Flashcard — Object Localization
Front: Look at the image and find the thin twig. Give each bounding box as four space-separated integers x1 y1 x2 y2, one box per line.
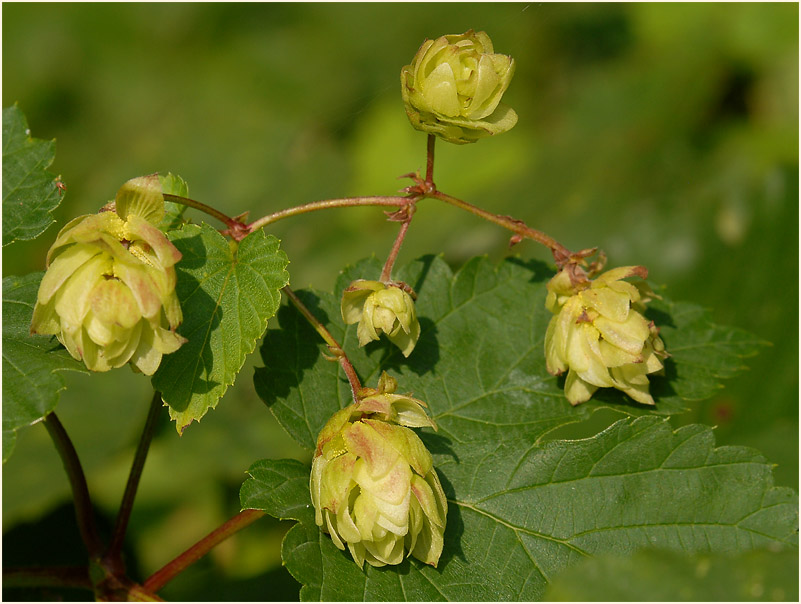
430 190 572 261
380 210 415 282
162 193 239 229
142 509 265 594
246 196 410 233
282 285 363 399
106 391 164 565
43 413 104 559
425 134 436 186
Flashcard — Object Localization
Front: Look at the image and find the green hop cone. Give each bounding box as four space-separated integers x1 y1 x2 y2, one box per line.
401 29 518 144
341 280 420 357
544 266 668 406
30 174 186 375
310 372 447 569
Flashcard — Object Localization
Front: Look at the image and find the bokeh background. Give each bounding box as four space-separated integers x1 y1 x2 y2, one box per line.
3 3 798 600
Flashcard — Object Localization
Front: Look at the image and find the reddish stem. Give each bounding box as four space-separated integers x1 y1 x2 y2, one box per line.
429 190 572 262
143 509 265 594
106 391 163 568
380 211 415 283
425 134 436 186
247 196 410 233
43 413 104 559
282 286 363 399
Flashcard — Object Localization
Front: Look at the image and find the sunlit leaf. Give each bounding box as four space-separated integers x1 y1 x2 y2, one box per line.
153 223 289 433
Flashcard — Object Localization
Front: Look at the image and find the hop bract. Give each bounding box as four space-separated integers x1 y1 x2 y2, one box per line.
310 373 447 569
341 280 420 357
544 266 667 406
401 30 518 144
30 175 186 375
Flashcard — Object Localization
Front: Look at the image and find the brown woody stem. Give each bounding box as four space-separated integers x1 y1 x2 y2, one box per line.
142 509 265 594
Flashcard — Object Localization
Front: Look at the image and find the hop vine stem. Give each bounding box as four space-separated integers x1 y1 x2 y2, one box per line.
106 391 164 569
42 413 104 559
282 285 364 400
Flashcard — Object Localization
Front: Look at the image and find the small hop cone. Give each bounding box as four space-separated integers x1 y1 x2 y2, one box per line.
544 266 668 406
401 30 518 144
30 174 186 375
341 280 420 357
310 373 447 569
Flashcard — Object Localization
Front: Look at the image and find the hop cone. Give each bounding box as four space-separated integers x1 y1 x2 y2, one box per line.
310 373 447 569
544 266 667 405
401 30 517 144
341 280 420 357
30 175 185 374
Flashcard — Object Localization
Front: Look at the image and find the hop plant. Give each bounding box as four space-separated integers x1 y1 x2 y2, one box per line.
30 174 186 375
310 373 447 569
401 29 518 144
341 280 420 357
544 266 667 406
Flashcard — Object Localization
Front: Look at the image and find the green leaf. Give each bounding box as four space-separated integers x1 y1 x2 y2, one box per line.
248 256 793 600
244 417 796 601
152 223 289 433
256 255 765 451
158 172 190 231
2 105 62 246
240 458 315 525
545 548 799 601
2 273 88 462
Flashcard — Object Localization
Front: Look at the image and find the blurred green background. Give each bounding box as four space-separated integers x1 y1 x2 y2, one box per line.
3 3 798 601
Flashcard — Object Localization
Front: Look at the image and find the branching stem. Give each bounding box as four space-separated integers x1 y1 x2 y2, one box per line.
106 391 163 567
142 509 265 594
43 413 104 559
283 285 363 399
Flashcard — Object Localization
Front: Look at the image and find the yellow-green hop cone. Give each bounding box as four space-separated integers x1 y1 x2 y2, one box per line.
401 30 518 144
544 266 668 406
30 175 186 375
310 373 447 569
341 280 420 357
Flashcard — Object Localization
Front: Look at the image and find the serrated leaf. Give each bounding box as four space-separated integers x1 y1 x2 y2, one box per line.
152 223 289 433
256 255 765 451
249 255 790 600
2 273 88 462
2 105 63 246
158 172 190 231
544 548 798 601
240 458 315 525
244 417 797 601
